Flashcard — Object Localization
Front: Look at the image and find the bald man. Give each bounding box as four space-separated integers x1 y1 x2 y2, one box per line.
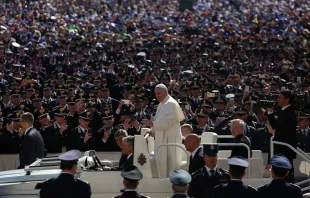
184 134 204 174
142 84 185 178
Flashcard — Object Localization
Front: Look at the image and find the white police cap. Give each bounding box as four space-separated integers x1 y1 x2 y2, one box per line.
58 150 81 161
228 156 249 168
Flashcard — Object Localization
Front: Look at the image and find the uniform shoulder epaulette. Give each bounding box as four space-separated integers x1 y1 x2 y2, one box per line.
289 183 302 190
191 168 203 178
219 168 229 174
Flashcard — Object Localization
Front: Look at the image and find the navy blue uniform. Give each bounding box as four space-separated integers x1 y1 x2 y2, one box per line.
213 180 258 198
113 190 149 198
39 173 91 198
188 167 229 198
258 179 302 198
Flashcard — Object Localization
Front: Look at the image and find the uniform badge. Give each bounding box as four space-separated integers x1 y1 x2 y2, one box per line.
210 145 214 150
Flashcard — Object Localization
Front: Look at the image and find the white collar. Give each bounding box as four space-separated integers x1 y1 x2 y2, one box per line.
124 189 136 192
127 153 133 159
205 165 217 173
160 95 170 104
24 126 33 135
79 125 87 133
191 147 200 158
281 104 290 111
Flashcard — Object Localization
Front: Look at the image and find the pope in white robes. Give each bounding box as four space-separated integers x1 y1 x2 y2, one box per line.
142 84 185 178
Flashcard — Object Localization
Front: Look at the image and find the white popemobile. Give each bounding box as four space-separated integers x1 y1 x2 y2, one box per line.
0 131 309 198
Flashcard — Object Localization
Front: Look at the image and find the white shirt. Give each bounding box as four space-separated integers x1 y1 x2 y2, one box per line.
282 104 291 111
205 166 217 176
79 125 87 133
24 126 33 136
191 147 200 158
127 153 133 160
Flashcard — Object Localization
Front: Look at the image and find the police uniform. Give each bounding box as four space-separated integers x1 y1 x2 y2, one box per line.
0 111 22 154
258 155 302 198
169 169 192 198
213 157 258 198
188 144 229 198
40 107 67 153
37 150 91 198
113 165 149 198
296 112 310 152
66 110 95 151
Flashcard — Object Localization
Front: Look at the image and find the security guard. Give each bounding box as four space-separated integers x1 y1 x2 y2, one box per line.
113 165 149 198
188 144 229 198
37 150 91 198
169 169 192 198
213 156 258 198
258 154 302 198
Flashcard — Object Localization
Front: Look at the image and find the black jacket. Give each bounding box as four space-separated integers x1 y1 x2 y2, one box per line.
188 167 230 198
213 180 258 198
267 105 297 159
258 179 302 198
113 190 149 198
0 128 21 154
188 147 205 174
66 126 95 151
19 127 45 168
39 173 91 198
230 133 252 159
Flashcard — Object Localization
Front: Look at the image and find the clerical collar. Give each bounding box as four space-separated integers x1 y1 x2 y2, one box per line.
160 95 170 104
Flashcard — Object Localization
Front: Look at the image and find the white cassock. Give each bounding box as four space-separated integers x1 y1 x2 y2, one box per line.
152 95 185 178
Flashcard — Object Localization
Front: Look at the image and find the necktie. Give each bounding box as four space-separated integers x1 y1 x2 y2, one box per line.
210 170 215 177
304 130 307 136
190 155 193 161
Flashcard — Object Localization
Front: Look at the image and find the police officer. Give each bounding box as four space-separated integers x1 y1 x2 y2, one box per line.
113 165 149 198
188 144 229 198
37 150 91 198
169 169 192 198
258 154 302 198
296 111 310 152
213 156 258 198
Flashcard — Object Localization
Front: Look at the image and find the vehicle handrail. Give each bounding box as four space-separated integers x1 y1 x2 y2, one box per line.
155 143 251 178
271 140 310 164
155 144 190 178
296 147 310 161
295 178 310 186
212 143 251 178
217 135 234 139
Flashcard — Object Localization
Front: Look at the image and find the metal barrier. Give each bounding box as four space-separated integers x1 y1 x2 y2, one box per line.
155 142 251 178
155 143 190 178
270 136 310 191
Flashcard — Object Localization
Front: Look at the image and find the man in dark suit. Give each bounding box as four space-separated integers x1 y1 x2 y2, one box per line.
213 156 258 198
37 150 91 198
258 155 302 198
169 169 191 198
267 90 297 182
113 165 149 198
188 144 230 198
113 135 134 170
184 134 204 174
230 119 252 159
18 112 45 169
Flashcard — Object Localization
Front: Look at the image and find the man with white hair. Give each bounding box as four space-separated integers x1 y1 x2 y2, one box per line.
142 84 185 178
230 119 252 159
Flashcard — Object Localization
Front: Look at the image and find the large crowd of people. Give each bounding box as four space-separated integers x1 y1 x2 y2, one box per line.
0 0 309 191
